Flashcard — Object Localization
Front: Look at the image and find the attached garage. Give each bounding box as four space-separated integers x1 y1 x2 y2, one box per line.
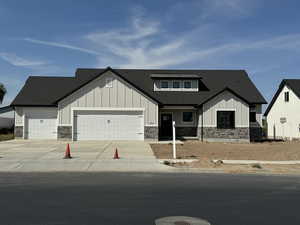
73 109 144 141
24 108 57 140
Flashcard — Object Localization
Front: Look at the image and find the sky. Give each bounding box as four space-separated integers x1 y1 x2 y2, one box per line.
0 0 300 112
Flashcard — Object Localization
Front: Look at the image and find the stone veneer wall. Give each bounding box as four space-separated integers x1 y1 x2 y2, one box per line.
57 126 72 140
14 126 23 138
176 127 197 137
201 127 250 142
250 127 263 142
144 126 158 140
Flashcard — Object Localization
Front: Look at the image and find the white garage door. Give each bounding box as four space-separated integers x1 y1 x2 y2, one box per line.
74 110 144 141
26 109 57 139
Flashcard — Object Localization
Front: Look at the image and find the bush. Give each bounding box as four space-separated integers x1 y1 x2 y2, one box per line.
252 163 262 169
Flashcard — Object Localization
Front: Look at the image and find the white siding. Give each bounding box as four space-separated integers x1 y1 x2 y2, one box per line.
203 90 249 127
15 107 23 126
267 85 300 139
58 71 158 126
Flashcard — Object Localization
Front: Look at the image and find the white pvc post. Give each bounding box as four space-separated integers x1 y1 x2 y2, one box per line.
172 121 176 159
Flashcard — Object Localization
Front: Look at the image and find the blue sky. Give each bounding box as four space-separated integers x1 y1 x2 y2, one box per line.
0 0 300 111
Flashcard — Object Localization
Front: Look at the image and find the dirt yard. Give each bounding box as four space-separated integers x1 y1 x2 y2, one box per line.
151 141 300 161
151 141 300 174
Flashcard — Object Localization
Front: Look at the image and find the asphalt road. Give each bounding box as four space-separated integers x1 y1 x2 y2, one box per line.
0 172 299 225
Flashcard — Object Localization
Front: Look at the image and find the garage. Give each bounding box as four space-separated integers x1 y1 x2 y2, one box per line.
25 108 57 139
73 110 144 141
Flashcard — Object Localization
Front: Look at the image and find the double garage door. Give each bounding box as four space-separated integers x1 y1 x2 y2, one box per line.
74 110 144 141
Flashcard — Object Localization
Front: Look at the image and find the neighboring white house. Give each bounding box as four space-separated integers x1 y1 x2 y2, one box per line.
264 79 300 140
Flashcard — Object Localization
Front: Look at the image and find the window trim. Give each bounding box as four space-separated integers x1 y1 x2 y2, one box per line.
181 111 195 124
216 109 236 129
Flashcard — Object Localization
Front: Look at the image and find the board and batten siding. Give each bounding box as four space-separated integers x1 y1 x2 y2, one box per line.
203 90 249 127
267 85 300 139
58 71 158 126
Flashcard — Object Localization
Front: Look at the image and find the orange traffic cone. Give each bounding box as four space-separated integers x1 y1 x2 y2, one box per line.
64 143 72 159
113 148 120 159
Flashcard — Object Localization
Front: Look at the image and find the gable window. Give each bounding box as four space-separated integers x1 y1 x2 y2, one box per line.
184 81 192 89
105 78 113 88
217 111 235 129
161 81 169 89
182 112 194 122
284 91 289 102
173 81 180 89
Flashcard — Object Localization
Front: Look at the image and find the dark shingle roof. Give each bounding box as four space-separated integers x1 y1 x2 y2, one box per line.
264 79 300 116
11 67 267 107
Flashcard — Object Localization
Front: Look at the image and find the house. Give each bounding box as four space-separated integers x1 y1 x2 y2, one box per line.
0 106 14 129
11 67 266 142
264 79 300 140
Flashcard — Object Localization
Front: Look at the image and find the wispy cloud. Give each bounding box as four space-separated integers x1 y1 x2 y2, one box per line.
0 52 47 67
23 38 101 56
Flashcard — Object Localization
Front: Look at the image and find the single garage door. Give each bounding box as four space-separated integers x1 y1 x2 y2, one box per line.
25 109 57 139
74 110 144 141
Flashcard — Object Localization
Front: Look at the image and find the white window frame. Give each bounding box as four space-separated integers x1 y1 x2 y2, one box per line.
105 78 113 88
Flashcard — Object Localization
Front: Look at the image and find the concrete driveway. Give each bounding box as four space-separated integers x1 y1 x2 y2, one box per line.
0 140 171 172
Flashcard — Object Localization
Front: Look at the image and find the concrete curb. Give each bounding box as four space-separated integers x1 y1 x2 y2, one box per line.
212 159 300 165
159 159 198 163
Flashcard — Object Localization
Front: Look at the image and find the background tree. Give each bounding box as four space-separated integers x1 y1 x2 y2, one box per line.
0 83 7 104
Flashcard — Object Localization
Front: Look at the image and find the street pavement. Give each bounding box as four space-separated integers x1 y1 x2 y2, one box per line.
0 172 299 225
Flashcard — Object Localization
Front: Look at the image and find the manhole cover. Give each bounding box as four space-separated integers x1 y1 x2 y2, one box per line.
174 221 191 225
155 216 211 225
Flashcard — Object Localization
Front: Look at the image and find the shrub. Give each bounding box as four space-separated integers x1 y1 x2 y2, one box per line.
252 163 262 169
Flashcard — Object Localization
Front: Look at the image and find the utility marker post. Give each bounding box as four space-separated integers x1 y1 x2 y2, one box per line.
172 121 176 159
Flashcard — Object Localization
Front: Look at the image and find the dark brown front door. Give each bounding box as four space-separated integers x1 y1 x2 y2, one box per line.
160 113 173 138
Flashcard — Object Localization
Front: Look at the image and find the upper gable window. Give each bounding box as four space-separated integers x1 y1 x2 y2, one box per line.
284 91 289 102
155 80 198 92
161 81 169 89
184 81 192 89
172 81 180 89
106 78 113 88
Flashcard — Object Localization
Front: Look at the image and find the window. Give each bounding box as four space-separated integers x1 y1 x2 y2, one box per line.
217 111 235 129
105 78 113 88
173 81 180 89
161 81 169 89
184 81 192 89
284 91 289 102
182 112 193 122
250 112 256 122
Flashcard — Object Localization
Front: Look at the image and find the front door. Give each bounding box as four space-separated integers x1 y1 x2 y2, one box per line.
160 113 173 138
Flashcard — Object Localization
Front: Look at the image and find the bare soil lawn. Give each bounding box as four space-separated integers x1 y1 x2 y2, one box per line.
151 141 300 174
151 141 300 161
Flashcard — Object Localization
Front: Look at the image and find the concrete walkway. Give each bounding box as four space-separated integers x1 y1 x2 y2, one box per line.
0 140 172 172
212 159 300 165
